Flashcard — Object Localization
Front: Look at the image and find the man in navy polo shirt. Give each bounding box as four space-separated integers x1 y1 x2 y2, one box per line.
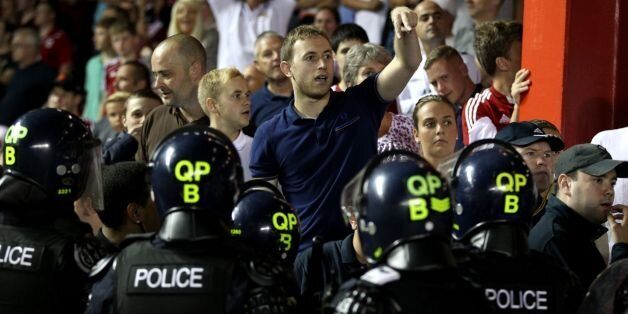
250 31 293 132
250 7 421 251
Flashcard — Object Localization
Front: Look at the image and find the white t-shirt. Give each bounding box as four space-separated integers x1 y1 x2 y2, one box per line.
397 50 481 116
233 130 253 181
591 127 628 259
208 0 296 72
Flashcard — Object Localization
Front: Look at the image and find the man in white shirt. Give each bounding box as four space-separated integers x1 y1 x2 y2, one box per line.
398 1 480 116
208 0 296 72
592 127 628 262
198 67 253 180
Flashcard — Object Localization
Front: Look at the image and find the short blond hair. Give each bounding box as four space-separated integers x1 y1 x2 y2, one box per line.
197 67 243 115
105 91 131 106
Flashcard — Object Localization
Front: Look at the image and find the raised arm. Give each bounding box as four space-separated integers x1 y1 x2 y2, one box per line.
376 6 421 102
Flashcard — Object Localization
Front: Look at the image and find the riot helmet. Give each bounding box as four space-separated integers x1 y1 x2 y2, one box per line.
1 108 103 211
341 150 453 264
442 139 537 241
150 125 243 224
231 179 300 262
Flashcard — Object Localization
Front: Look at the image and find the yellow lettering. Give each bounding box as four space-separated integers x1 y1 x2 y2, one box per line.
407 175 428 196
504 195 519 213
427 174 441 195
183 184 199 203
174 160 211 182
431 197 451 212
4 146 15 165
4 125 28 144
409 198 428 221
279 233 292 251
496 172 514 192
175 160 194 182
515 173 527 191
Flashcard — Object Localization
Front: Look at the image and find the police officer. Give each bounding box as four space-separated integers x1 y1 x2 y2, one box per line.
446 139 583 313
87 125 296 314
231 179 300 309
0 108 105 313
325 150 491 314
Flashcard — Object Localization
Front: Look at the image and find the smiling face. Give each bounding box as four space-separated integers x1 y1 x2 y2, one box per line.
215 75 251 130
282 36 334 100
151 44 196 107
415 101 457 162
176 2 197 35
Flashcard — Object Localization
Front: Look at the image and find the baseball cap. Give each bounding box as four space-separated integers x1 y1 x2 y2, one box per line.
555 144 628 178
495 121 564 151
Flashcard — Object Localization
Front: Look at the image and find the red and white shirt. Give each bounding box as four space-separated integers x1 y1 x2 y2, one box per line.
462 85 515 145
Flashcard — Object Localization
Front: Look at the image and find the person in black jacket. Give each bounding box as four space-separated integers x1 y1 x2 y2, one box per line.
529 143 628 289
87 125 296 314
0 108 105 314
446 139 583 313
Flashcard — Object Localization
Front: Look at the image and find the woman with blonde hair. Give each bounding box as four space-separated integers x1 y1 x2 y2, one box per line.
167 0 218 70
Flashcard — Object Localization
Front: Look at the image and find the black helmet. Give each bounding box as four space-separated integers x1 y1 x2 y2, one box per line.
2 108 103 210
444 139 537 241
231 180 300 262
150 125 243 223
341 150 453 264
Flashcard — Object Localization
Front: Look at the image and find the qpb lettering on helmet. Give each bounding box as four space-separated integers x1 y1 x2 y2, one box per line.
272 212 297 251
174 160 211 203
495 172 527 214
406 174 449 221
3 125 28 165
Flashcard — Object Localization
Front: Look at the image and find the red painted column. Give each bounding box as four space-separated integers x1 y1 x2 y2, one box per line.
519 0 628 147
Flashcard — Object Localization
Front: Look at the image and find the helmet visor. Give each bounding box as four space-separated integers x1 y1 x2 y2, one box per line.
340 168 365 226
76 144 104 212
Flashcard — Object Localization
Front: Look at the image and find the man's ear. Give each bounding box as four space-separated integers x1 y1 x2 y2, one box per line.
280 60 292 78
413 127 420 144
126 203 141 224
495 56 510 72
188 60 202 80
205 97 219 115
557 173 572 197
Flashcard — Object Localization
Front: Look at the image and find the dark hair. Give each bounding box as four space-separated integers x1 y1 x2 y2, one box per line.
96 16 118 30
474 20 522 76
316 6 341 25
529 119 560 134
121 60 151 85
331 23 369 52
129 89 162 103
424 45 464 71
109 18 136 36
99 161 150 229
412 94 457 128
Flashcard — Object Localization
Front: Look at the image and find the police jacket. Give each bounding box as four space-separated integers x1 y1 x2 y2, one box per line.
455 246 583 313
0 207 98 314
324 241 492 314
87 234 296 314
529 196 628 289
294 233 366 300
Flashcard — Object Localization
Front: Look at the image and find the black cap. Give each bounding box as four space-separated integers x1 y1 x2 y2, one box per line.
53 78 85 95
495 121 564 151
555 144 628 178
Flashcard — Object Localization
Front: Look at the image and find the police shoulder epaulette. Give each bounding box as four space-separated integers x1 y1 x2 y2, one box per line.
118 232 155 249
89 254 116 281
360 265 400 286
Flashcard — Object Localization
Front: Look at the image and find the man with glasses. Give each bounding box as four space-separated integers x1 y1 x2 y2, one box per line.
496 121 565 225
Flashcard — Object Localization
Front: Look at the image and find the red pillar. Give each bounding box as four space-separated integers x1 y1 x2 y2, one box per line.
519 0 628 147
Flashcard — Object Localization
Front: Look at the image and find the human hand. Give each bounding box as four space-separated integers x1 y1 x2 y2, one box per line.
391 6 418 39
608 204 628 244
511 68 531 105
128 124 143 142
